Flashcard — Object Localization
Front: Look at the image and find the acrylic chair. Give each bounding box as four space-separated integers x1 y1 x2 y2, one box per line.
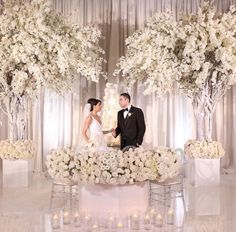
149 148 186 213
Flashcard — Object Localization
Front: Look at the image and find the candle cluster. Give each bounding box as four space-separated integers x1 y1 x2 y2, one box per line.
50 208 175 231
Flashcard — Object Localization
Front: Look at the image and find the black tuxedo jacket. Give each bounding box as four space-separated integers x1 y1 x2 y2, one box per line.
115 106 146 149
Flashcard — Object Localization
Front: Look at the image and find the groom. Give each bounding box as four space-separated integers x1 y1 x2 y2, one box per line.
112 93 146 150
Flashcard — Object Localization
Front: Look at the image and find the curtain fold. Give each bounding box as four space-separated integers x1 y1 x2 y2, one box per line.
0 0 236 171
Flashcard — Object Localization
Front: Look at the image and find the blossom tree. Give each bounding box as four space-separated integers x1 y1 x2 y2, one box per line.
114 12 179 96
0 0 105 140
176 3 236 139
115 2 236 141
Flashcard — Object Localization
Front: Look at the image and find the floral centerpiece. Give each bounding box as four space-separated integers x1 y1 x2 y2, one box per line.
46 147 180 184
152 146 181 181
184 139 225 159
0 140 36 160
45 147 80 184
0 0 105 141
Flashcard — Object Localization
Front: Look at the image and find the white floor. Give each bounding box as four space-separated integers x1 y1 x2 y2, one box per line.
0 174 236 232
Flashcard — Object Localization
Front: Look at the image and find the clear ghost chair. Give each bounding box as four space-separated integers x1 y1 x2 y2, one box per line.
50 180 80 211
149 148 186 213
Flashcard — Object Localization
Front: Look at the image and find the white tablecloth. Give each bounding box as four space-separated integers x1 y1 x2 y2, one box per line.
79 181 149 216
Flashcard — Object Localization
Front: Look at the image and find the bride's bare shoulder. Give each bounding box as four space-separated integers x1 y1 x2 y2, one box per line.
85 115 93 123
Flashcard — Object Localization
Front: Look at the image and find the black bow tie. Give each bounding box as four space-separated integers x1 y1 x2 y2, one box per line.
124 108 128 111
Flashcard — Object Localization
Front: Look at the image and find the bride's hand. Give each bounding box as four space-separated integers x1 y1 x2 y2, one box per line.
111 128 116 137
109 128 115 133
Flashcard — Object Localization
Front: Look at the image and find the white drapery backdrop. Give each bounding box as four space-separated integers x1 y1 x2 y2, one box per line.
0 0 236 172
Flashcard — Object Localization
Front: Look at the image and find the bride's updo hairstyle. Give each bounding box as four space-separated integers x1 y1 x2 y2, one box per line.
87 98 102 111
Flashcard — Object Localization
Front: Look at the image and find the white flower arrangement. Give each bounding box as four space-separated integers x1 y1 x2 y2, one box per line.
76 147 155 185
115 2 236 102
0 0 105 103
177 4 236 99
46 146 181 185
0 140 36 160
152 146 181 182
114 12 179 96
114 2 236 141
78 146 180 184
184 139 225 159
46 147 80 183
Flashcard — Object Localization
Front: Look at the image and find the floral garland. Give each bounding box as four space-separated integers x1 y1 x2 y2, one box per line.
0 140 36 160
184 139 225 159
46 147 180 184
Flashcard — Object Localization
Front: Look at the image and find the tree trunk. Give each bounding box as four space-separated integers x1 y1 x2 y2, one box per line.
7 96 27 141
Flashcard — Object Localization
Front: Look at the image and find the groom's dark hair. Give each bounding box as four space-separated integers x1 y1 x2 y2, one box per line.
120 93 131 102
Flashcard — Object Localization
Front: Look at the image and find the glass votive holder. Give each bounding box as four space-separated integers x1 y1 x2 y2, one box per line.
143 213 152 230
63 210 70 225
166 208 174 225
116 219 125 231
91 222 99 231
83 214 92 228
149 208 156 225
73 211 81 227
51 213 60 229
107 215 116 230
155 213 163 227
130 213 140 230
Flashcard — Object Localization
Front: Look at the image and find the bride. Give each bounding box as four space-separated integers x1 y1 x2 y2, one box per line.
82 98 113 152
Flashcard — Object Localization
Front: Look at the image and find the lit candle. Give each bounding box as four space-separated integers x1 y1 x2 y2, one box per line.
51 214 60 229
156 213 163 227
150 208 156 224
143 214 151 230
167 208 174 225
130 213 140 230
92 223 99 230
84 214 91 227
108 215 115 229
117 221 124 230
73 212 80 227
63 211 70 225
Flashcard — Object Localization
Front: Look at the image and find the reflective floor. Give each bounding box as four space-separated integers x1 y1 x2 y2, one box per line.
0 174 236 232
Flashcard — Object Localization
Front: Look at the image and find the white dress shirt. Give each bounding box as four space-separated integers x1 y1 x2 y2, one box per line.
123 105 131 119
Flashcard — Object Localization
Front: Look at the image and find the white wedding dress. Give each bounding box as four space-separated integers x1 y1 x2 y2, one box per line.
88 115 107 152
